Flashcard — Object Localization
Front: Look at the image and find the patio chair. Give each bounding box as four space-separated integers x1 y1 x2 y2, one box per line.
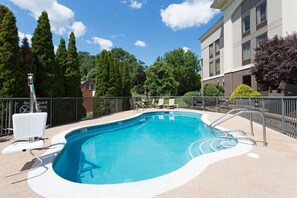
165 99 178 109
155 98 164 108
2 112 48 177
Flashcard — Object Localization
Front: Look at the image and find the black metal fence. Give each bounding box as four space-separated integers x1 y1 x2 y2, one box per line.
0 96 296 139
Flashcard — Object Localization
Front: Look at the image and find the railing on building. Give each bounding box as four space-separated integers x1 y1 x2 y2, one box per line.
0 96 296 139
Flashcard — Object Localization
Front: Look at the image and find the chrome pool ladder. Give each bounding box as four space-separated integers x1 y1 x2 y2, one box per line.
209 108 267 146
134 101 147 113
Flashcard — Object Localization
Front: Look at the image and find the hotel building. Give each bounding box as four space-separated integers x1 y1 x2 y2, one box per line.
199 0 297 96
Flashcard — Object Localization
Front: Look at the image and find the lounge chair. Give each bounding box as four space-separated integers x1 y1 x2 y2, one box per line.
2 112 48 177
155 98 164 108
165 99 178 109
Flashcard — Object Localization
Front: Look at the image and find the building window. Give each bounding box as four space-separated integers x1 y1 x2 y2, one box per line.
209 44 213 58
86 84 94 90
242 41 251 65
243 75 251 87
242 12 250 37
215 59 220 75
256 32 268 47
209 61 214 77
256 0 267 29
215 39 220 55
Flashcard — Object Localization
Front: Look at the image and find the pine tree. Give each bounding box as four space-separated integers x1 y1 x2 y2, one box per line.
55 38 67 96
20 37 35 97
0 6 21 97
65 32 82 97
31 11 57 97
107 57 122 96
122 62 131 97
95 50 109 96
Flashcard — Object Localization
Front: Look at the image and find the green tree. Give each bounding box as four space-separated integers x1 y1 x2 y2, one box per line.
107 57 122 96
0 6 21 97
164 48 201 95
203 83 224 97
110 48 146 94
145 60 179 96
55 38 68 96
65 32 82 97
78 51 96 81
20 37 35 97
121 62 131 97
31 11 57 97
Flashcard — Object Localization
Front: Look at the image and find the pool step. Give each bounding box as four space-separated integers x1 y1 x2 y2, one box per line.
188 138 237 159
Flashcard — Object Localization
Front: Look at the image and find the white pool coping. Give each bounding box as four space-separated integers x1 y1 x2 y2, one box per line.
28 111 253 198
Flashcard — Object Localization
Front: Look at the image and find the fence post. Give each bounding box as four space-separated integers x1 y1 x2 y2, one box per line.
216 97 219 112
50 99 53 126
75 98 78 121
8 99 13 132
281 98 285 134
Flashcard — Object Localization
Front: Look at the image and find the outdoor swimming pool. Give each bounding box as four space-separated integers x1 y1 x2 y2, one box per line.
53 111 237 184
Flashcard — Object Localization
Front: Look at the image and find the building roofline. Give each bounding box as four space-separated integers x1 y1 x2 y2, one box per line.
199 16 224 42
211 0 233 10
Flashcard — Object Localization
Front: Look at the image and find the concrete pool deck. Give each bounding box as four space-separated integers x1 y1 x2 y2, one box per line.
1 109 297 197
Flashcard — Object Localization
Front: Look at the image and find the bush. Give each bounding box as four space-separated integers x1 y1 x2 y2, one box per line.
230 84 261 98
203 83 224 97
183 91 200 105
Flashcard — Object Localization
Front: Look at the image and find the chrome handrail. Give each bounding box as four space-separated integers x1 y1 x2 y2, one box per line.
134 101 147 113
210 109 267 146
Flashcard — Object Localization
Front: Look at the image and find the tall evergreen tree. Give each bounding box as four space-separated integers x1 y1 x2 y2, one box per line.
121 62 131 97
65 32 82 97
20 37 35 96
55 38 67 96
0 6 21 97
107 57 122 96
31 11 57 97
95 50 109 96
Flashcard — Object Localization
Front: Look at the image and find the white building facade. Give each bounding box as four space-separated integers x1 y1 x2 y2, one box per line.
200 0 297 96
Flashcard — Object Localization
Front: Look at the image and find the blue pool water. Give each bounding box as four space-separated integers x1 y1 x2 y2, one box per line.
53 111 237 184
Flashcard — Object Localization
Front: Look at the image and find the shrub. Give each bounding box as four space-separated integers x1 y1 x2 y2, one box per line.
203 83 224 97
230 84 261 98
183 91 200 105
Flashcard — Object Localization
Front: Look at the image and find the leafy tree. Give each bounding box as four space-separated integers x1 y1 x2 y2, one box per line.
95 50 109 96
31 11 57 97
55 38 67 96
0 6 21 97
20 37 35 97
78 51 96 81
164 48 201 95
145 60 179 96
65 32 82 97
252 34 297 90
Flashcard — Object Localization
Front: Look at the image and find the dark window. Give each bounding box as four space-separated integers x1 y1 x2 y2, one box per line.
256 32 268 47
209 44 213 58
256 0 267 29
243 75 251 87
86 84 94 90
209 62 214 77
242 12 250 37
215 39 220 55
215 59 220 75
242 41 251 65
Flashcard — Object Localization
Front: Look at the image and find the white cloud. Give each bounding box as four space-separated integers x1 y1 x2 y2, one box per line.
71 21 87 38
160 0 220 30
91 37 113 51
182 47 191 52
122 0 143 9
18 31 32 44
135 40 146 47
10 0 87 37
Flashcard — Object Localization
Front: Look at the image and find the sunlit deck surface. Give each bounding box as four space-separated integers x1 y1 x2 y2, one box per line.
1 109 297 198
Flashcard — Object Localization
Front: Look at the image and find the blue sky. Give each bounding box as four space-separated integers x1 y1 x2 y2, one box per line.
3 0 222 66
